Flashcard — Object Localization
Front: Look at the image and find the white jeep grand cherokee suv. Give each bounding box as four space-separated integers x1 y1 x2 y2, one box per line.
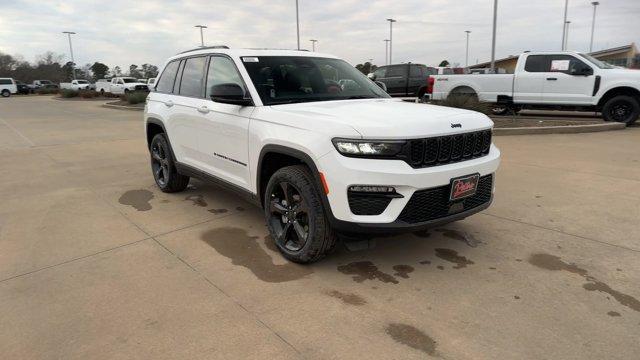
144 47 501 263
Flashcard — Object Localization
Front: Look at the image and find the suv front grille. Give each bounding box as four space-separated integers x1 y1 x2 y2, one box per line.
403 130 491 168
397 174 493 224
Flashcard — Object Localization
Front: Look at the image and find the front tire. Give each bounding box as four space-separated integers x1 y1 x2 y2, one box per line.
602 95 639 125
150 133 190 193
264 165 337 263
1 89 10 97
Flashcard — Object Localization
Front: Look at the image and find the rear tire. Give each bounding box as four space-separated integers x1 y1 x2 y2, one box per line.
602 95 639 125
1 89 10 97
150 133 190 193
264 165 337 263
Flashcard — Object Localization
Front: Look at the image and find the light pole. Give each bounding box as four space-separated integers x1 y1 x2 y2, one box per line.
384 39 390 65
561 0 569 50
295 0 300 50
309 39 318 52
194 25 207 47
465 30 471 67
386 18 396 64
62 31 76 80
564 21 571 50
490 0 497 72
589 2 600 52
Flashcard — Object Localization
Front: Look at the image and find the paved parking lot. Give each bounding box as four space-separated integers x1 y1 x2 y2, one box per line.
1 96 639 359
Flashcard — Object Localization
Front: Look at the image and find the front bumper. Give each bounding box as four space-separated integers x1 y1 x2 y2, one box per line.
316 145 500 233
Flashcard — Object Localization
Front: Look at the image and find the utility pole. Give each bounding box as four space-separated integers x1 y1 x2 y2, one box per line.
564 21 571 50
62 31 76 80
465 30 471 67
309 39 318 52
490 0 497 72
384 39 390 65
589 2 600 52
386 19 396 64
561 0 569 50
295 0 300 50
194 25 207 47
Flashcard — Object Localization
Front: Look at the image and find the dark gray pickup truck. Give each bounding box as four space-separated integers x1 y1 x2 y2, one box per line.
368 63 437 99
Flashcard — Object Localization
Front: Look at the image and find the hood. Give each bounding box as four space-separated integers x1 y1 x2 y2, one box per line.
268 98 493 138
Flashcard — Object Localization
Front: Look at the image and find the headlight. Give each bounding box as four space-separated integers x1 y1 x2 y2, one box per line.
332 138 405 157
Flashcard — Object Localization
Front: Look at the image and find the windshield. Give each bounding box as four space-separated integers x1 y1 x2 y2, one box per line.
579 53 615 69
122 78 137 83
242 56 389 105
40 80 53 84
77 80 89 84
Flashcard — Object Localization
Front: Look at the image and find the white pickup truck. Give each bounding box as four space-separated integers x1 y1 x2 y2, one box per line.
106 77 149 95
60 79 92 91
430 51 640 124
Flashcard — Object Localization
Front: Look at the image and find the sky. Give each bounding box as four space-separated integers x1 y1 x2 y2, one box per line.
1 0 639 70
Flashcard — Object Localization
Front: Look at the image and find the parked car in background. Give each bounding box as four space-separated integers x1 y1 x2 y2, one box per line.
108 77 149 94
29 80 58 92
15 80 30 95
95 79 111 94
147 77 157 90
430 51 640 124
368 63 437 99
0 78 17 97
60 79 92 91
137 79 148 84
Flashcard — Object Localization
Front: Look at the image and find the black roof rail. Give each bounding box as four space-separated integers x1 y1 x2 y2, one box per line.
245 48 309 51
178 45 229 54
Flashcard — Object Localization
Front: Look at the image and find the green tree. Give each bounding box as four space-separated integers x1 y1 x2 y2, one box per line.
129 64 142 78
140 63 159 78
90 62 109 80
62 61 75 80
438 60 450 67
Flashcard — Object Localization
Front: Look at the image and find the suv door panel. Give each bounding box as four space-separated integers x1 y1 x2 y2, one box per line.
196 55 253 189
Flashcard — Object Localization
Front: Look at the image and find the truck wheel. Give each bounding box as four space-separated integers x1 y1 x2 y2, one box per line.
602 95 639 125
1 89 10 97
264 165 337 264
150 133 190 193
417 87 426 102
124 89 130 94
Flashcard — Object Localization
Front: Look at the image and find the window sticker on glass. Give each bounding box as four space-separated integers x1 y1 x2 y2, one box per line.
242 57 259 63
550 60 570 71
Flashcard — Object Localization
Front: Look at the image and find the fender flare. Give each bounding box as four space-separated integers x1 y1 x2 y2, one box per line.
257 144 335 219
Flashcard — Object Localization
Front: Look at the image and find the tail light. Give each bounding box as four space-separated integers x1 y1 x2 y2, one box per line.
426 77 435 94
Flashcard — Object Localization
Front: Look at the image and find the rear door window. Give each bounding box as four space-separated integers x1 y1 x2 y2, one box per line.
179 57 207 97
409 65 423 77
524 55 548 72
156 60 180 93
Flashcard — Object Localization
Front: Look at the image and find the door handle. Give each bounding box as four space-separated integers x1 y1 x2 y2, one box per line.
197 106 210 114
164 100 174 107
546 77 557 81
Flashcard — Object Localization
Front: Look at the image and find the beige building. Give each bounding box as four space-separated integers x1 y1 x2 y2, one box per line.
468 43 639 73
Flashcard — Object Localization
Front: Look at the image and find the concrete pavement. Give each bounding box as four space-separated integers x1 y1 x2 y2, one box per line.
1 96 639 359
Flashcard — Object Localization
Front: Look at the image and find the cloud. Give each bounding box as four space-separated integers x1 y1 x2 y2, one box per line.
0 0 638 69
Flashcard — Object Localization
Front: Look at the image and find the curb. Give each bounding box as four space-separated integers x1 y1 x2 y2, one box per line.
494 122 626 136
101 103 144 111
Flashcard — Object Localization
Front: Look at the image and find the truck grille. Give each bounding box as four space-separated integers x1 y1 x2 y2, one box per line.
397 174 493 224
403 130 491 168
135 85 149 91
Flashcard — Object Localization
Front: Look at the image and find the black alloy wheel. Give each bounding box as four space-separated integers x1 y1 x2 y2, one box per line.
602 95 639 125
268 181 310 252
151 137 170 187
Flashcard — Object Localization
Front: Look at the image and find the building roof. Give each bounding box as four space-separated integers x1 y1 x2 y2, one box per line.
468 55 519 69
588 43 637 57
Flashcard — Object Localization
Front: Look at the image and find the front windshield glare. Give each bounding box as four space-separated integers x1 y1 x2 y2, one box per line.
242 56 389 105
580 53 615 69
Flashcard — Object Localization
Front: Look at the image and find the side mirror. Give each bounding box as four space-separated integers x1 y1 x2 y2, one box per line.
571 66 593 76
210 83 253 106
367 73 377 80
375 81 387 92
